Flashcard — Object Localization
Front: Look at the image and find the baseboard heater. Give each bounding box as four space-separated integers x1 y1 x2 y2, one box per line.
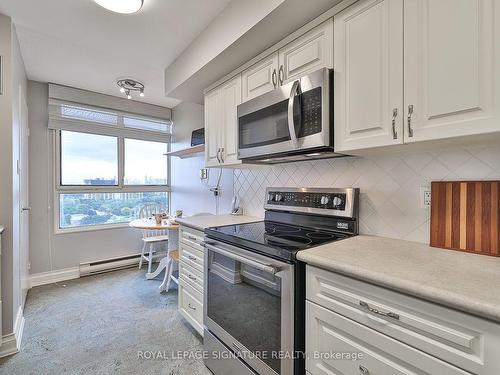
79 254 141 276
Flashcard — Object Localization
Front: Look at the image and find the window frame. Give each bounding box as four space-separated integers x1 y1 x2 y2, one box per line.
53 130 171 234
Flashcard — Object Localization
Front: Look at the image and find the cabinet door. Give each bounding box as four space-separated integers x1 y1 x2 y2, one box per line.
278 18 333 85
220 75 242 166
334 0 404 152
241 53 279 103
204 88 221 168
404 0 500 143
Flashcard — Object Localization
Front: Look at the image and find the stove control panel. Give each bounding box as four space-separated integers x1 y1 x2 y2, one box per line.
264 187 358 218
267 191 346 210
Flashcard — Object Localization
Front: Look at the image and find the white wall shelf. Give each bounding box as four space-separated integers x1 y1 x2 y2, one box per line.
165 144 205 159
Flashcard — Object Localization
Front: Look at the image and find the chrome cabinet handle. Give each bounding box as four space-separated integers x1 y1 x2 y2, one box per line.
407 104 414 137
188 274 197 281
21 207 32 212
188 255 197 261
391 108 398 139
216 148 221 163
359 365 370 375
187 303 196 311
278 65 284 85
220 147 225 163
287 80 301 149
272 69 277 88
359 301 400 320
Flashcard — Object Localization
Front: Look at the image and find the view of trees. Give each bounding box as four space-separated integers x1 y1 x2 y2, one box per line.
60 192 168 228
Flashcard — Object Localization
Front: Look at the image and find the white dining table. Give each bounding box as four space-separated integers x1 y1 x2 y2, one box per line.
129 218 179 291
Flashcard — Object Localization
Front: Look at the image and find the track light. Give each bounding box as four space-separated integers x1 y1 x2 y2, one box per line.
117 78 145 99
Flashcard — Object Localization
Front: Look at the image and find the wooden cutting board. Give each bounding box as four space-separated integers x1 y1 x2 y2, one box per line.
430 181 500 256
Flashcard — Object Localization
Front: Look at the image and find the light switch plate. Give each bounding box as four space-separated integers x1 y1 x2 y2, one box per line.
200 168 208 180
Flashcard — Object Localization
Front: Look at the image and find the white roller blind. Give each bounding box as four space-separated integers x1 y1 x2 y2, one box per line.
48 84 172 142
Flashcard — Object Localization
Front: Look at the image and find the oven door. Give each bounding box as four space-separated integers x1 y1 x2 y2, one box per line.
203 239 294 375
237 68 332 160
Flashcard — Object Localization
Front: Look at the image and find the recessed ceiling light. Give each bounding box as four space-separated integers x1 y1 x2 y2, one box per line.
94 0 144 14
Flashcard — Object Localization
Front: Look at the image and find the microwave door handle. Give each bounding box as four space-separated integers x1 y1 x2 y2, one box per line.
287 80 301 149
204 243 279 275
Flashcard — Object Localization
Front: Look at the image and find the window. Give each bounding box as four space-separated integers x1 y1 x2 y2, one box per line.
124 139 168 185
59 192 168 229
56 129 170 231
60 131 118 186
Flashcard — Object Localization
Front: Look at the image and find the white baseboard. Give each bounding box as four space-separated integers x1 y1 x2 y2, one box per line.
0 306 25 358
28 266 80 288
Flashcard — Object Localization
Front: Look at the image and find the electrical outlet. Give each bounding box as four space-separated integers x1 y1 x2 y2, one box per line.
420 186 431 208
200 168 208 180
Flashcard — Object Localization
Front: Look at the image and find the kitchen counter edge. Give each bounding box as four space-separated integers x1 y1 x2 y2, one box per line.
175 214 261 231
297 235 500 323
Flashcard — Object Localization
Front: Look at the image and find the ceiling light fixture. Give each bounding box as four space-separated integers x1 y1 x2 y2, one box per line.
117 78 145 100
94 0 144 14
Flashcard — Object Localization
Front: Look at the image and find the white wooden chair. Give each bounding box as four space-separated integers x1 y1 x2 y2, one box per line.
138 204 168 274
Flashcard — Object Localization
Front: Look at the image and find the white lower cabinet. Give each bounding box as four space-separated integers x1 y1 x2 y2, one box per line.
178 225 205 336
305 265 500 375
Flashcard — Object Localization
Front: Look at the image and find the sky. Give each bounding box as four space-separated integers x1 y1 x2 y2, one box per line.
61 131 168 185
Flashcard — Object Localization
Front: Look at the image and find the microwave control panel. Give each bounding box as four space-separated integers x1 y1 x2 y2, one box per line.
298 87 322 137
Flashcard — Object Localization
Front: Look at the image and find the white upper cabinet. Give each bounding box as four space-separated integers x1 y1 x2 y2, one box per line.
279 18 334 85
220 75 242 165
204 87 222 168
335 0 500 152
204 75 242 168
334 0 404 152
403 0 500 143
241 53 279 103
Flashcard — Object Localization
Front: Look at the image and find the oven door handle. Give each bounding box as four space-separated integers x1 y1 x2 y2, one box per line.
204 243 280 275
287 80 301 149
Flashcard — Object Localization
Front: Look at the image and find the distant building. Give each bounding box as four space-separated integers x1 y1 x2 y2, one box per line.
84 178 116 185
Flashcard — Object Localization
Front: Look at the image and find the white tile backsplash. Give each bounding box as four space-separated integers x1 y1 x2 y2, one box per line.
233 145 500 244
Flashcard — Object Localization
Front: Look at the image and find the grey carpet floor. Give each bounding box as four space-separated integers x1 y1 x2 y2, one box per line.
0 267 212 375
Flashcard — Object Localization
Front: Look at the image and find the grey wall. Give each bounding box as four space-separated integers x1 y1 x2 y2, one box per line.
170 102 233 217
27 81 143 275
0 14 27 335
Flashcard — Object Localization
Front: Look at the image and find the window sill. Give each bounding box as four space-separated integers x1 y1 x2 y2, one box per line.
54 222 134 235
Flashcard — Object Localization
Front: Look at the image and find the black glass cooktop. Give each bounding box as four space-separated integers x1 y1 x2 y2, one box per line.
205 221 350 262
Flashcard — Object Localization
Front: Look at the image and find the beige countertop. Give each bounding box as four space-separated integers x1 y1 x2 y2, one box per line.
175 214 261 231
297 235 500 323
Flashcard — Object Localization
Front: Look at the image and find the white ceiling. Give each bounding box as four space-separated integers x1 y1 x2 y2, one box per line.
0 0 233 108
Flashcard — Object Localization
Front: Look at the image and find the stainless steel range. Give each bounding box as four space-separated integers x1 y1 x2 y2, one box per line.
203 187 359 375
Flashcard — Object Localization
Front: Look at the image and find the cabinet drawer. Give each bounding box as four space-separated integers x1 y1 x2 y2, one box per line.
179 281 203 335
179 261 203 293
180 240 204 259
180 246 204 272
306 266 496 374
306 301 471 375
180 228 204 250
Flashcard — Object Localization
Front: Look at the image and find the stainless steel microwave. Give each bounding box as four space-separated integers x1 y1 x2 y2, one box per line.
237 68 344 164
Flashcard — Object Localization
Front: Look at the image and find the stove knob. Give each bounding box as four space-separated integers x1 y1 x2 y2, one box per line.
333 196 343 207
268 193 274 202
320 196 330 205
276 194 284 202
